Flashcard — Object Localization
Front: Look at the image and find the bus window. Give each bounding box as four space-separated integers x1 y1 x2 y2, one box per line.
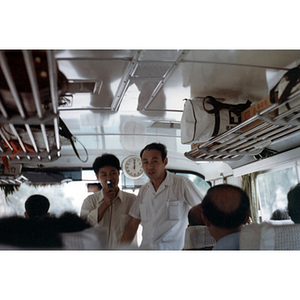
172 172 210 196
0 181 91 218
0 169 210 219
256 166 299 221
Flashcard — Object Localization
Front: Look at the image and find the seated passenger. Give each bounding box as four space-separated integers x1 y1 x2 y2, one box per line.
44 212 91 233
201 184 251 250
184 204 215 250
0 216 61 249
0 212 92 249
287 184 300 223
188 203 205 226
270 208 290 220
24 194 50 220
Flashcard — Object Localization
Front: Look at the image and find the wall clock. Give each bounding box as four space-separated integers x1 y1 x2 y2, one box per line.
122 155 144 179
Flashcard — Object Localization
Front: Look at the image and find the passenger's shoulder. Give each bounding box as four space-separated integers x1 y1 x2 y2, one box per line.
119 190 136 203
120 190 136 198
84 191 102 202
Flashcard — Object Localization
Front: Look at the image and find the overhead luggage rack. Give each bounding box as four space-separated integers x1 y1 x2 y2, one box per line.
184 90 300 162
0 50 62 165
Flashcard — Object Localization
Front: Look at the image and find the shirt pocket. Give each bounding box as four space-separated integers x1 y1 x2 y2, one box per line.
167 200 181 220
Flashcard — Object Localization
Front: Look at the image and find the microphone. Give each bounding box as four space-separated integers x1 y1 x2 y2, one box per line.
107 180 112 188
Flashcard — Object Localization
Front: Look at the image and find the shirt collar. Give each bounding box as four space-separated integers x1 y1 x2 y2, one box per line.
146 170 173 191
116 189 124 203
99 189 123 203
164 170 173 186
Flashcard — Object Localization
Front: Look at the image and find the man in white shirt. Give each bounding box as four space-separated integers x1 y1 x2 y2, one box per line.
80 154 136 249
121 143 203 250
200 184 251 250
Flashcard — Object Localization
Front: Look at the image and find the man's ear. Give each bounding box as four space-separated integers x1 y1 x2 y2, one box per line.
164 157 168 167
243 210 251 224
24 212 28 219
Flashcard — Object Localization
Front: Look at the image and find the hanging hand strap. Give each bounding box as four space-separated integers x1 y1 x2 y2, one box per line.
59 117 88 163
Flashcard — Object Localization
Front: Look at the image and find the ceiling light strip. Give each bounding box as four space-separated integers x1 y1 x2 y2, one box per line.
141 50 187 111
111 51 141 111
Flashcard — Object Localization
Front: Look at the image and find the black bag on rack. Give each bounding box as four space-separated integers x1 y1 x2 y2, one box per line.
270 64 300 115
270 64 300 104
181 96 251 144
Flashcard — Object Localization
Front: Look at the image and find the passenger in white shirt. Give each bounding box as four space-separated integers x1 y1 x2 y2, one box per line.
121 143 203 250
80 154 136 249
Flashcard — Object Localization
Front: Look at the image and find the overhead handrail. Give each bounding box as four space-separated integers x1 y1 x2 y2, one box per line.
47 50 60 151
0 52 26 119
0 50 61 164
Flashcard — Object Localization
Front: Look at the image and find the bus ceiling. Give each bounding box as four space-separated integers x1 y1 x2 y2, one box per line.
0 50 300 183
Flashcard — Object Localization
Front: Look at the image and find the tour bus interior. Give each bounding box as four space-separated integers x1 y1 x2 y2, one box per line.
0 49 300 236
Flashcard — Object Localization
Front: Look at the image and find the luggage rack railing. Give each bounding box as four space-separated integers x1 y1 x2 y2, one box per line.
0 50 61 163
184 91 300 161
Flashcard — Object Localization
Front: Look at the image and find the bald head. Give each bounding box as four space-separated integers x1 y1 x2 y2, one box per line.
201 184 250 229
208 185 242 213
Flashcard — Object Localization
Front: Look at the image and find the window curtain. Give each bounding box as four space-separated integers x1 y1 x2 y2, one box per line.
241 173 260 224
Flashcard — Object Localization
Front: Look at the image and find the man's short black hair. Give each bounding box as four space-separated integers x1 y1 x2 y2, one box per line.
140 143 167 161
201 184 250 229
287 184 300 223
25 194 50 219
92 153 121 175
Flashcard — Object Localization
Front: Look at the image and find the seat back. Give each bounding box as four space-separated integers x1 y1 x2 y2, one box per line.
60 226 109 250
183 225 216 250
240 221 300 250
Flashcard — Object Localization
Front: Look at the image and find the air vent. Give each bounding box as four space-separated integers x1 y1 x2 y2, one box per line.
66 80 103 94
148 121 181 129
132 62 173 79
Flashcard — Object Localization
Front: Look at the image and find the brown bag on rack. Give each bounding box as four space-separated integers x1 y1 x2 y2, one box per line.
0 50 68 116
0 124 55 151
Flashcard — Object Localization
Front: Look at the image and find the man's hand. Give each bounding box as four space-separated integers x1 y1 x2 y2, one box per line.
102 186 117 207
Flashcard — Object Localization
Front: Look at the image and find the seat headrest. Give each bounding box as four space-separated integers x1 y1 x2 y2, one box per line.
183 225 216 250
240 222 300 250
60 226 109 250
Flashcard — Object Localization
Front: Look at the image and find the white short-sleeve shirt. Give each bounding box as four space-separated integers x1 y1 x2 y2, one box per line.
129 171 203 250
80 190 136 249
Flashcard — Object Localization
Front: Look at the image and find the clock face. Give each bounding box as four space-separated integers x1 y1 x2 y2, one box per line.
122 155 144 179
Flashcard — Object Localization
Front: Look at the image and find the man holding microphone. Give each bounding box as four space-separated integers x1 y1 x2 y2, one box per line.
80 153 137 249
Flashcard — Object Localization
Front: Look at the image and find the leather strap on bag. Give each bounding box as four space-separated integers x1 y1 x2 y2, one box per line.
59 118 88 163
203 96 251 136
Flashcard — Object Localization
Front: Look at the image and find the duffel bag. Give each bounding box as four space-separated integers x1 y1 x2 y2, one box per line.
181 96 251 144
